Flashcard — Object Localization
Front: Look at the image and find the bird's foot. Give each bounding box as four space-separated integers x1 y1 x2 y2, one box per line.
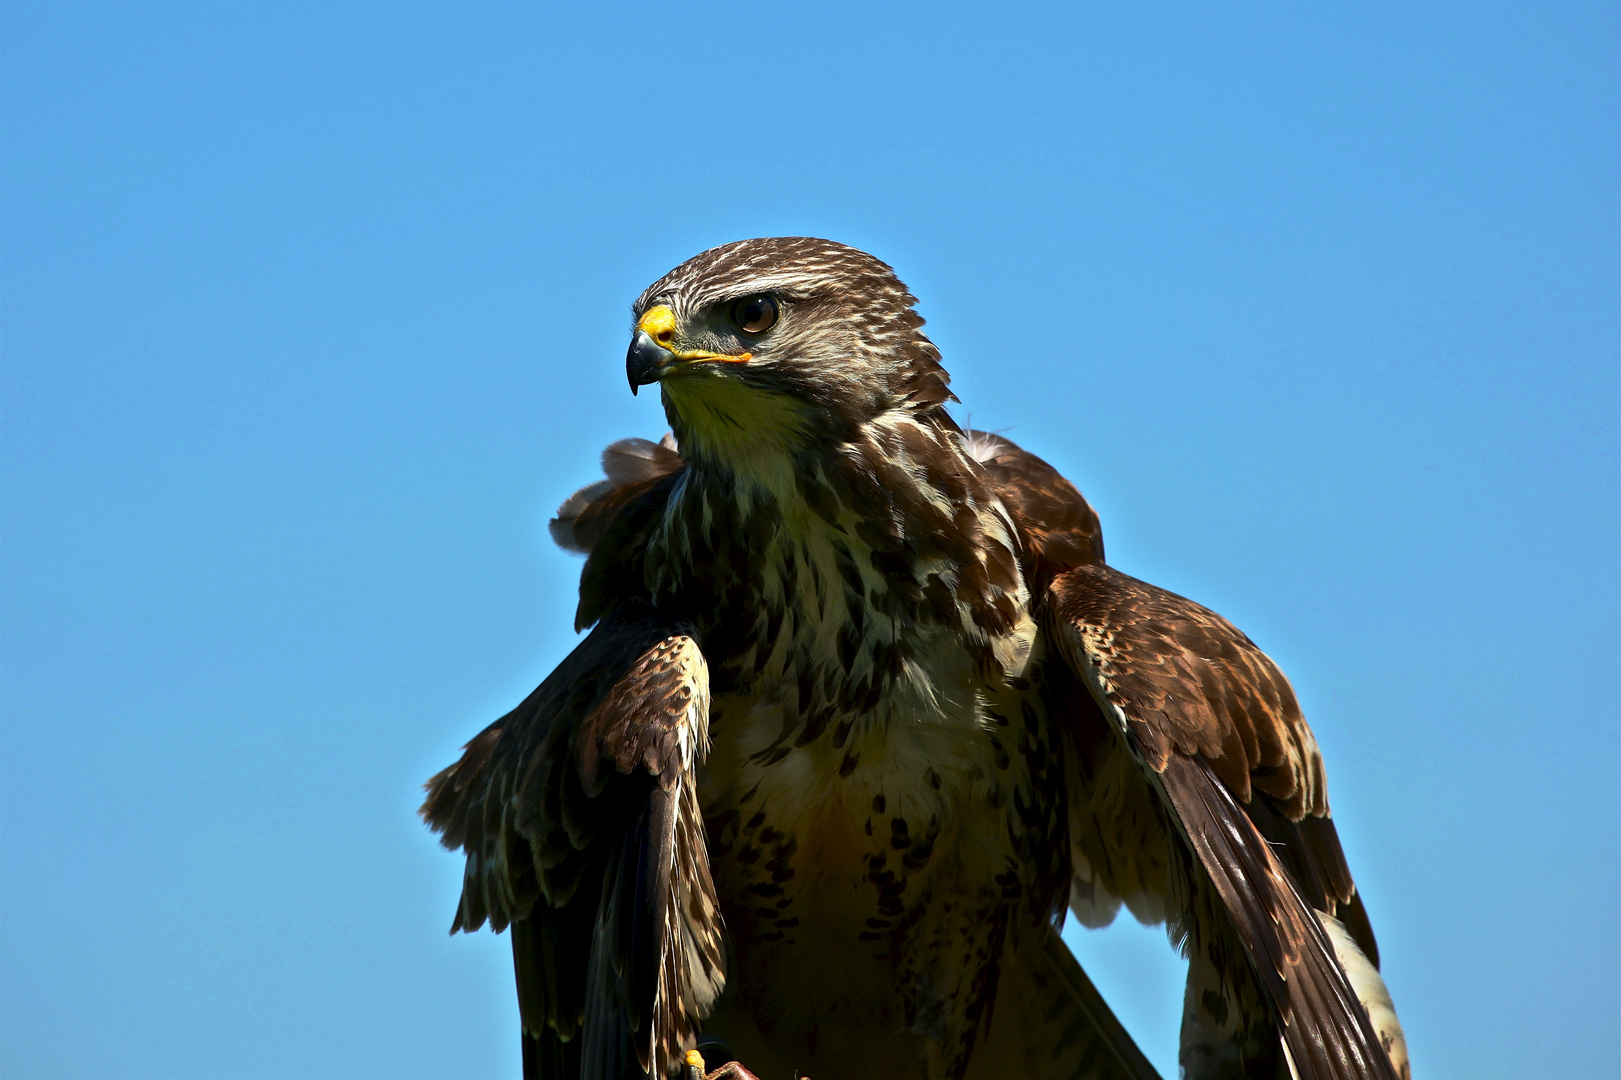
702 1064 763 1080
684 1047 776 1080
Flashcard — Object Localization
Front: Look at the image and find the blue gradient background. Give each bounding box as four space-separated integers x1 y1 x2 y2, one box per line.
2 5 1616 1078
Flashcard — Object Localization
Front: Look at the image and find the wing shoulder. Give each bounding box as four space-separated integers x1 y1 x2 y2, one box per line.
963 430 1106 579
549 436 688 632
550 435 685 554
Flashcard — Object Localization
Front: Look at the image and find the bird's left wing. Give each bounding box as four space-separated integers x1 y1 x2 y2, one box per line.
421 611 724 1080
965 431 1406 1079
1043 564 1405 1080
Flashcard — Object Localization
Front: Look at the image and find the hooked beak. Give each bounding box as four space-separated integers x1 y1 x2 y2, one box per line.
626 330 671 395
624 304 754 396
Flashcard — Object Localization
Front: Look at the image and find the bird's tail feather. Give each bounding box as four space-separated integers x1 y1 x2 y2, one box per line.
973 923 1163 1080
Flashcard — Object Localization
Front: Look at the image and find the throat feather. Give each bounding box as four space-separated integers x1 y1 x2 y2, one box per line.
648 414 1031 744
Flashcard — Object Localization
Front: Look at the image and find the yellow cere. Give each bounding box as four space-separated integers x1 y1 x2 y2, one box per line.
637 304 752 365
638 305 678 347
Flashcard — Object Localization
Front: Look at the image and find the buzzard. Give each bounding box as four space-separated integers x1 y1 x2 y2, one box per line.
422 238 1409 1080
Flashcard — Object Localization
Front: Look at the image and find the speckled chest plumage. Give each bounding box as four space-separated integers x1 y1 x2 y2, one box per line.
637 421 1069 1077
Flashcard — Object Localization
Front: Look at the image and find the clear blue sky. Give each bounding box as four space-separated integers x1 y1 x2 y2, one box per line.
2 5 1615 1079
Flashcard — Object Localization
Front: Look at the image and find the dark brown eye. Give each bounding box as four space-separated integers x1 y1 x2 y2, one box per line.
731 295 778 335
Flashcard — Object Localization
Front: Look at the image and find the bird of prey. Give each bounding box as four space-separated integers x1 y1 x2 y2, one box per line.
422 238 1409 1080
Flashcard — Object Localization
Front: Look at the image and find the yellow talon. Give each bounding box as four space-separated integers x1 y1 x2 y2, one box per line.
684 1048 706 1071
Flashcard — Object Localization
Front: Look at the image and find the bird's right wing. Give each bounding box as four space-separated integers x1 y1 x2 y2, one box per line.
550 435 686 556
421 611 724 1080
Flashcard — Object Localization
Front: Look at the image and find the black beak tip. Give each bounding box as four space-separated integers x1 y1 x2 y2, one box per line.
626 331 672 395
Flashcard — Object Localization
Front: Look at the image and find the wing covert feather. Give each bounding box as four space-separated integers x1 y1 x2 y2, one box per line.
1048 564 1323 818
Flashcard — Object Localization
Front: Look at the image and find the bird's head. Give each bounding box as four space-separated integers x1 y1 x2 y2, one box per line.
626 238 954 464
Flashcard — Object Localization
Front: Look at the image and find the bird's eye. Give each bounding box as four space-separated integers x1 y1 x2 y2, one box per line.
731 295 779 335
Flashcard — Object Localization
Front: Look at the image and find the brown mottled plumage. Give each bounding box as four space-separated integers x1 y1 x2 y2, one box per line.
422 612 724 1079
422 238 1408 1080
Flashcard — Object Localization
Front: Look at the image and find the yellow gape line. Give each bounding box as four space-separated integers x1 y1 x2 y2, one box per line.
638 305 752 364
